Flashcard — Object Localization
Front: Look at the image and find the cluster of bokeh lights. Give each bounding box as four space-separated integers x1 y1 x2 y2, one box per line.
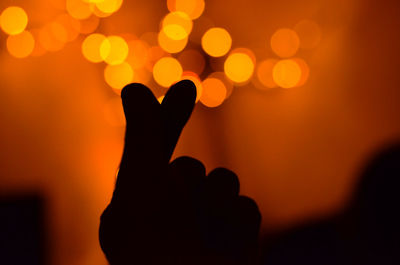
0 0 321 110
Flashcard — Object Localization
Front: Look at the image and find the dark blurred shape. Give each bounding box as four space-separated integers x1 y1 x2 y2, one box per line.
99 81 261 265
0 193 46 265
262 142 400 265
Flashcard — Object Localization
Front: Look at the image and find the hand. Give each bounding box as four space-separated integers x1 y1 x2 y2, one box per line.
99 80 261 265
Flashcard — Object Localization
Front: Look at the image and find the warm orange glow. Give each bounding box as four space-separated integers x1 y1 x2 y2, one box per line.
224 52 255 83
131 68 152 85
0 6 28 35
292 58 310 87
30 29 47 57
126 40 150 69
167 0 205 20
158 30 188 53
82 33 107 63
208 72 234 98
270 28 300 58
162 12 192 40
256 59 279 89
100 36 129 65
75 15 99 34
66 0 93 20
104 62 134 91
294 20 321 50
201 27 232 57
54 14 81 43
181 72 203 102
38 24 65 52
157 96 165 104
177 49 206 75
103 97 126 127
146 46 166 71
95 0 123 14
153 57 183 87
6 30 35 58
49 22 68 44
272 59 302 88
200 78 227 108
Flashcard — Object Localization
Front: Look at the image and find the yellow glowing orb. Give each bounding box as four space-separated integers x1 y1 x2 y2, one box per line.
158 30 188 53
256 59 278 89
0 6 28 35
82 33 107 63
6 30 35 58
153 57 183 87
294 20 322 49
100 36 129 65
162 12 192 40
292 58 310 87
168 0 205 20
181 72 203 102
104 62 134 90
224 52 255 83
66 0 93 20
200 78 227 108
201 27 232 57
272 59 302 88
96 0 123 14
270 28 300 58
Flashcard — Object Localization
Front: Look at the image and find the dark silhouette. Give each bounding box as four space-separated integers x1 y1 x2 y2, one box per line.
99 80 261 265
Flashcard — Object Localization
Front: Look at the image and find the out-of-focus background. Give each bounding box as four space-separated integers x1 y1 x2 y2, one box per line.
0 0 399 264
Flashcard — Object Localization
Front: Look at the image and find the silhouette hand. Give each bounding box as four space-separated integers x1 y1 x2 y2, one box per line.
99 81 261 265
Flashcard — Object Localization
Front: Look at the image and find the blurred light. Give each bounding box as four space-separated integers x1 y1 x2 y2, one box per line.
181 71 203 102
294 20 321 49
54 14 80 43
75 15 100 34
103 97 126 127
256 59 278 89
168 0 205 20
270 28 300 58
231 47 256 64
104 62 134 91
202 27 232 57
190 16 214 44
200 78 227 108
272 59 302 88
131 67 152 85
6 30 35 58
157 96 165 104
292 58 310 87
38 24 65 52
100 36 129 65
178 49 205 75
30 29 47 57
162 12 192 40
224 52 255 83
66 0 93 20
158 30 188 53
49 22 68 44
82 33 107 63
146 46 167 71
95 0 123 14
126 40 150 69
208 72 234 98
153 57 183 87
0 6 28 35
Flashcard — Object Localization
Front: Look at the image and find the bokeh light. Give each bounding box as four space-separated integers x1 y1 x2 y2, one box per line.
95 0 123 14
200 77 227 108
104 62 134 91
181 71 203 102
177 49 206 75
167 0 205 20
6 30 35 58
208 72 234 98
256 59 278 89
272 59 302 88
162 12 193 40
100 36 129 65
294 20 322 49
126 40 150 69
201 27 232 57
292 58 310 87
158 30 188 53
153 57 183 87
75 15 100 34
38 24 65 52
54 14 80 43
224 52 255 83
270 28 300 58
0 6 28 35
66 0 93 20
82 33 107 63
